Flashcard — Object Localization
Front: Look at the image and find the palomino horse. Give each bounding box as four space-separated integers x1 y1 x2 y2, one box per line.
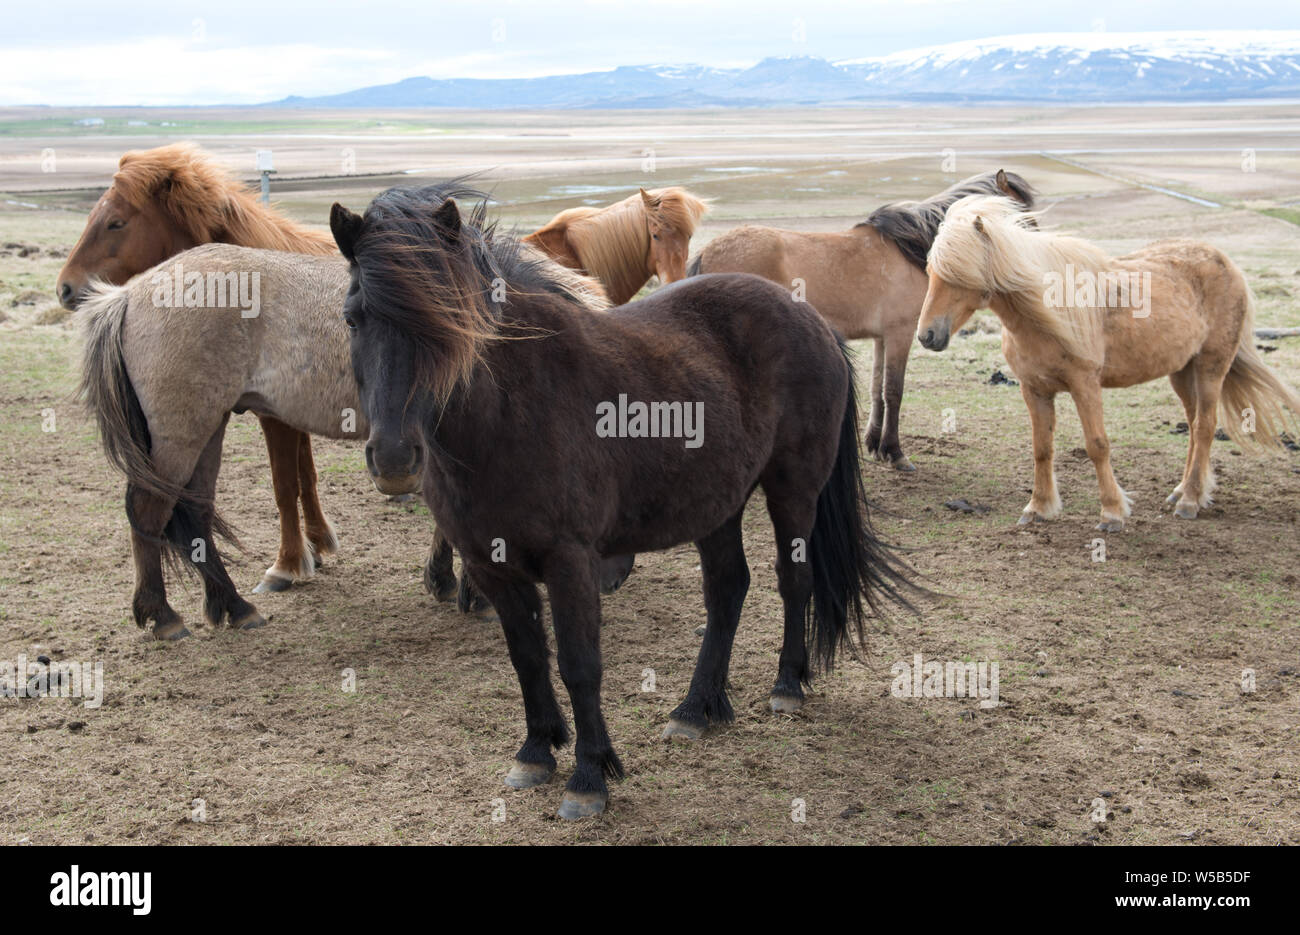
78 239 626 640
522 187 708 304
57 143 338 594
690 171 1035 470
919 194 1300 530
330 183 915 819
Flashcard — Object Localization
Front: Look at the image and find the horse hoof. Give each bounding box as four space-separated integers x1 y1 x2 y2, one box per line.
1017 512 1037 525
661 719 705 742
1174 503 1199 520
891 456 916 473
1165 491 1181 505
253 572 293 594
233 611 268 631
387 493 415 504
151 621 190 642
694 623 706 637
557 791 607 820
770 694 803 714
504 760 555 790
1096 519 1125 533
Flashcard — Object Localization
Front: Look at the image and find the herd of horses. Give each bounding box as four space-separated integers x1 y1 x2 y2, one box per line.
56 144 1300 819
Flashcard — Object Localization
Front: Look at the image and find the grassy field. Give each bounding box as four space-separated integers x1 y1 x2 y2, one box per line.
1 105 1298 844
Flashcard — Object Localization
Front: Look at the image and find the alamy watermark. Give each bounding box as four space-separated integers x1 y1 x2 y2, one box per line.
150 263 261 318
890 653 999 708
2 655 103 708
596 394 704 448
1043 264 1152 319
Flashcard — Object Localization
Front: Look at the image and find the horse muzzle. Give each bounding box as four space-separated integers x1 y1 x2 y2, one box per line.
918 321 951 352
365 438 423 495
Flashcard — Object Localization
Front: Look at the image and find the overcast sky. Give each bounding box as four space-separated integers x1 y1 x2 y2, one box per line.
4 0 1298 106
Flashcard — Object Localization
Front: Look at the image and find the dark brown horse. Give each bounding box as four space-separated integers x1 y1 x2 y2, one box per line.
57 143 339 593
330 183 915 819
690 170 1035 470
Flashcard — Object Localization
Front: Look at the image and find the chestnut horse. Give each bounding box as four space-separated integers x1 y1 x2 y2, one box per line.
57 143 338 593
919 194 1300 530
690 171 1035 470
522 187 708 304
331 183 915 819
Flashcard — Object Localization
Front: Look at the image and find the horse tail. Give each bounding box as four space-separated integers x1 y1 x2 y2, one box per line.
1219 283 1300 450
78 282 237 573
806 339 917 672
686 254 703 277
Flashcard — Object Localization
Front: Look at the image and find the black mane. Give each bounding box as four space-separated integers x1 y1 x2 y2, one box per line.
859 171 1036 271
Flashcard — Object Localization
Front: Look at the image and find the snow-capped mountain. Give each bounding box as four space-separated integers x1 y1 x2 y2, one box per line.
267 31 1300 108
837 31 1300 101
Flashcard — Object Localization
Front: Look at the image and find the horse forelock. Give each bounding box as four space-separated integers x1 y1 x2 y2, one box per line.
354 184 608 403
111 142 334 255
930 194 1107 362
652 187 710 235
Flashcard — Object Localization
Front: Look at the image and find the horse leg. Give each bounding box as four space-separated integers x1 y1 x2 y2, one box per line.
456 557 494 616
1069 381 1131 532
188 415 267 631
465 562 569 790
127 484 188 641
422 528 458 602
1174 366 1226 519
1018 385 1062 524
764 496 817 714
253 415 312 594
663 512 748 740
1167 364 1199 506
297 430 338 564
546 546 622 819
125 429 211 641
864 337 886 457
879 330 915 471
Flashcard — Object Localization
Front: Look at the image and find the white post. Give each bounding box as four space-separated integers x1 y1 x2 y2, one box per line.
256 150 276 204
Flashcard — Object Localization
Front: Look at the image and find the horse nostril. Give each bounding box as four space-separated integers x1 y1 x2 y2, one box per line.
924 329 935 345
58 283 74 308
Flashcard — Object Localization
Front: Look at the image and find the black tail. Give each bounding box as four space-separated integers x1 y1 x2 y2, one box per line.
807 340 917 671
686 254 703 277
78 282 238 582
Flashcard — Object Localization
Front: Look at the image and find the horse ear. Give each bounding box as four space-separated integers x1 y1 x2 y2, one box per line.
330 203 363 261
639 188 658 209
432 198 461 244
995 169 1009 194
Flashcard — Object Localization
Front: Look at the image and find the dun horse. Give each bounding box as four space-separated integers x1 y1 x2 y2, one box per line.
57 143 339 594
919 194 1300 530
523 187 708 304
691 170 1035 470
331 183 914 819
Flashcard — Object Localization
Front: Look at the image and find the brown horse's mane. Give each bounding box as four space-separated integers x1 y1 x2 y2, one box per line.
352 183 610 405
558 187 708 301
860 171 1036 271
111 143 336 255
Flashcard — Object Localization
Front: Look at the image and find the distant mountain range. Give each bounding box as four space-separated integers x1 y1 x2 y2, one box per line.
266 31 1300 108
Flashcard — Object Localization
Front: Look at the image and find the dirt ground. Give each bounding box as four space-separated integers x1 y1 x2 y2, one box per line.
1 105 1299 844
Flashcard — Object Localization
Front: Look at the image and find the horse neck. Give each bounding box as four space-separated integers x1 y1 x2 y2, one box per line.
216 194 337 255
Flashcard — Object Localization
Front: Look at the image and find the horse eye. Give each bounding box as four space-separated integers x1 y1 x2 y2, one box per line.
652 233 660 241
106 219 126 231
343 314 358 331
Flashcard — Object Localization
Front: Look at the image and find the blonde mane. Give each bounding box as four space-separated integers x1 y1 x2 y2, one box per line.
929 195 1111 363
562 187 709 301
111 143 336 255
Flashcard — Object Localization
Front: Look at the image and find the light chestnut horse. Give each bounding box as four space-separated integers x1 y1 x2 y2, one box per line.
690 171 1035 471
78 241 616 640
522 187 708 304
57 143 338 593
919 194 1300 531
